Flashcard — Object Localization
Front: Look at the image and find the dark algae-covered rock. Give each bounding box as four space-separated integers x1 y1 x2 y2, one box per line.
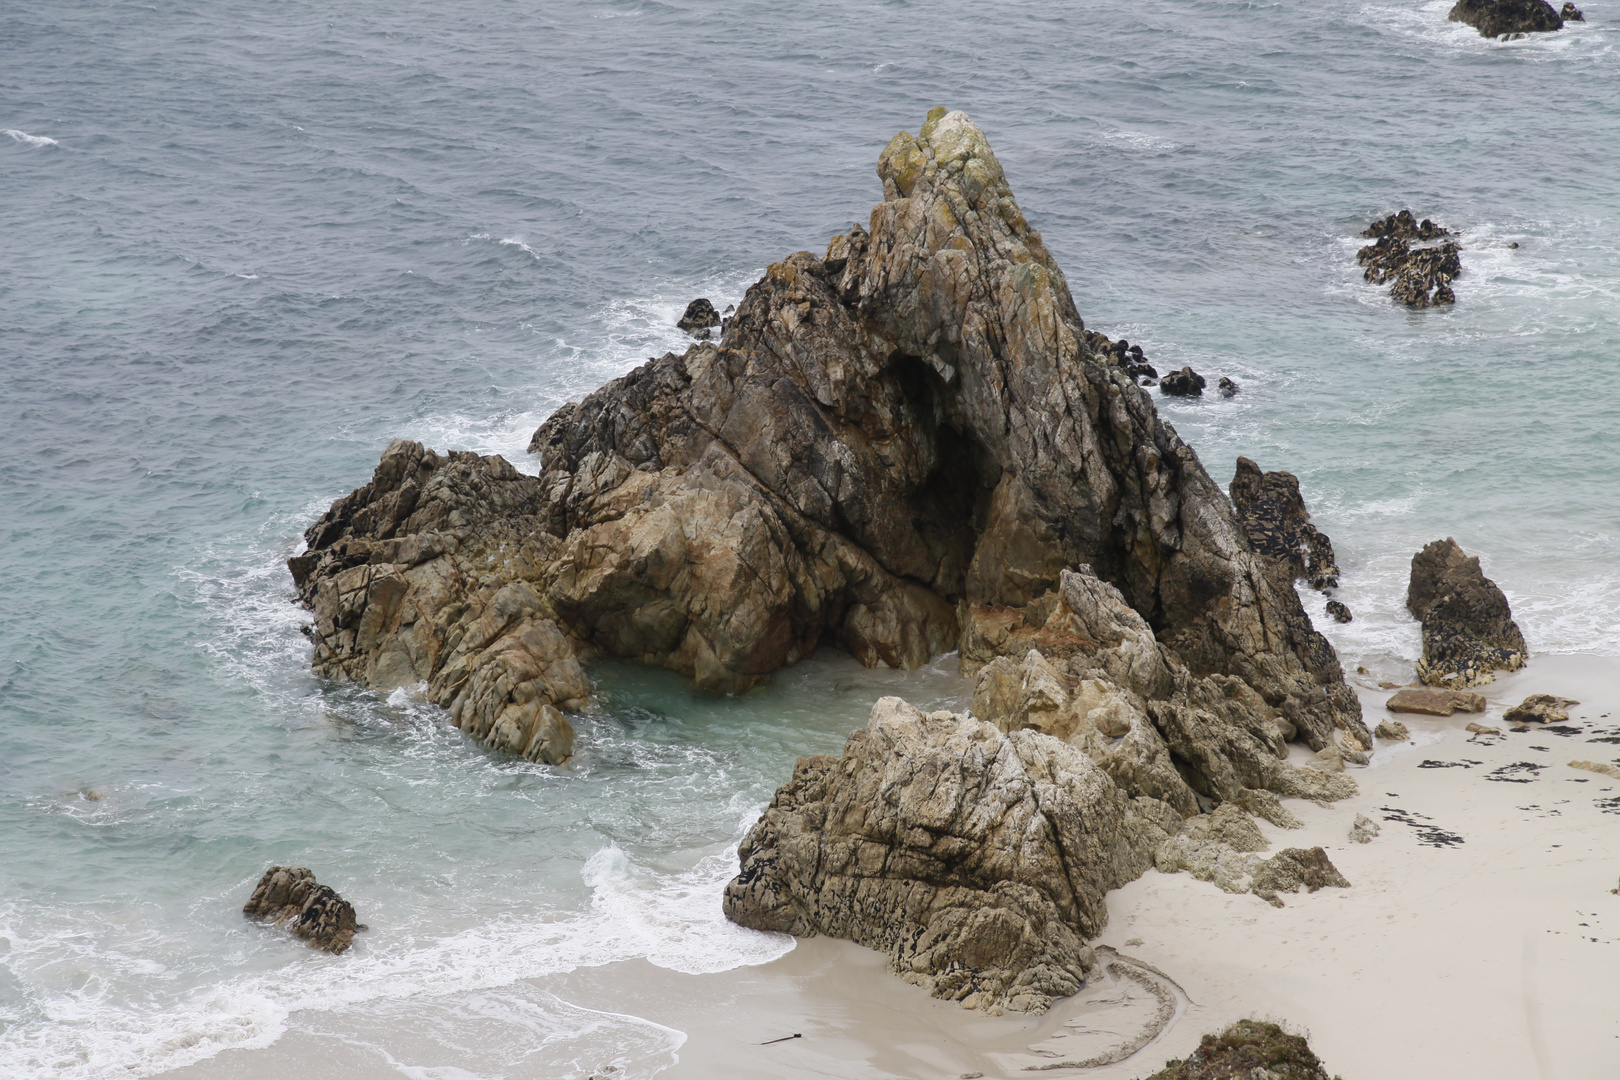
243 866 361 954
1407 538 1527 687
1159 366 1206 396
1229 457 1340 592
1357 210 1461 308
675 297 720 336
1561 2 1584 20
1146 1019 1341 1080
1449 0 1565 37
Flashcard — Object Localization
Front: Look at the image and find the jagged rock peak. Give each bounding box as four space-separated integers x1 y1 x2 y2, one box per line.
293 107 1363 758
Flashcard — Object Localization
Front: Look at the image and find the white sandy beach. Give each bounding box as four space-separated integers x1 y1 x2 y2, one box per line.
164 653 1620 1080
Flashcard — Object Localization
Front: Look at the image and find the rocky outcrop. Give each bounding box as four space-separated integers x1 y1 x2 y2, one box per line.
1358 211 1460 308
1449 0 1564 37
1217 377 1239 398
1159 366 1206 397
291 442 587 764
1229 458 1340 592
1407 538 1527 687
1562 3 1584 21
675 298 720 337
294 107 1361 757
721 697 1178 1015
1147 1019 1338 1080
243 866 361 954
1325 599 1352 623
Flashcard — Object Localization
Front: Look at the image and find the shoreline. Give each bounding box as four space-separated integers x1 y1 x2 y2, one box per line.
163 652 1620 1080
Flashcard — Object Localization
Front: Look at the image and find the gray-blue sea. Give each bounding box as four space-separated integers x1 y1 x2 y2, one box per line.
2 1 1617 1075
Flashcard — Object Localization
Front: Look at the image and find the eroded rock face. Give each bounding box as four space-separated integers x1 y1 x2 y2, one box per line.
244 866 360 954
292 441 586 764
1407 538 1527 687
1449 0 1564 37
721 697 1178 1014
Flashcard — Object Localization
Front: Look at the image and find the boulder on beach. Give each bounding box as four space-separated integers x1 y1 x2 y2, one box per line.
1146 1018 1339 1080
243 866 360 954
1504 693 1579 724
1407 538 1527 687
1375 718 1411 741
1448 0 1564 37
675 297 720 336
1385 686 1486 716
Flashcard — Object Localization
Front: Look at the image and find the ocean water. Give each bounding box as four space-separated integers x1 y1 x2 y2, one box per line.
2 0 1617 1075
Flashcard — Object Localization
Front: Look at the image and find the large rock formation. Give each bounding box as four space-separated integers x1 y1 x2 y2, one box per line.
1449 0 1565 37
292 107 1364 762
721 697 1177 1014
1407 538 1527 687
1357 211 1460 309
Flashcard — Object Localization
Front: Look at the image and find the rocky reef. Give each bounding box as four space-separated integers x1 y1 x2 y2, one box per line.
1449 0 1566 38
1407 537 1527 687
1358 210 1460 308
243 866 361 954
294 108 1370 1011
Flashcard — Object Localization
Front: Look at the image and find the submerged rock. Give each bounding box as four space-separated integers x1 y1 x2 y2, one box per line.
1449 0 1564 37
1229 457 1341 592
675 297 721 336
243 866 360 954
1503 693 1579 724
1407 538 1527 687
1146 1019 1339 1080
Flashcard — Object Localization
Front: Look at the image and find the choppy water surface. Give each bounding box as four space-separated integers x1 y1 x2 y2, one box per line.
2 0 1617 1075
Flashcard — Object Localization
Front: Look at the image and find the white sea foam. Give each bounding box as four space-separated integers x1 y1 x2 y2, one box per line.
4 129 59 148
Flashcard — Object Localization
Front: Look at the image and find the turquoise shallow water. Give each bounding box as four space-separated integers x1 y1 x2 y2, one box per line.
2 0 1618 1075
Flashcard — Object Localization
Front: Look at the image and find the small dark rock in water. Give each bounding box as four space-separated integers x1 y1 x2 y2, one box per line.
1358 211 1461 309
1218 376 1239 397
1326 599 1352 623
676 298 720 336
244 866 360 954
1448 0 1564 37
1145 1018 1339 1079
1561 2 1583 19
1159 366 1206 396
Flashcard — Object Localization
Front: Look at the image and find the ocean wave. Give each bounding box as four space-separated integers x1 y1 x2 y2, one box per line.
4 129 59 148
